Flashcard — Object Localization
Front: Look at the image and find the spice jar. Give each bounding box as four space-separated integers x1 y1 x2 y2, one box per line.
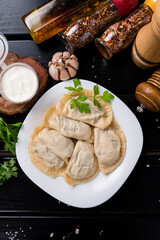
95 0 156 60
22 0 109 44
0 33 39 104
59 0 138 53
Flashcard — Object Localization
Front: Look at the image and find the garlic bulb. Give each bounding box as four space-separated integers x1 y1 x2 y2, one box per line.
48 51 79 81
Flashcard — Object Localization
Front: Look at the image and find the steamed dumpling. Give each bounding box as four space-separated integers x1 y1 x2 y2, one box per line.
64 140 99 185
43 106 94 143
37 127 74 163
28 126 67 178
94 120 126 174
56 89 113 129
31 137 65 168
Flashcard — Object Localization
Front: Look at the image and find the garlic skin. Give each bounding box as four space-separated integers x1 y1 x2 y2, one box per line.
48 51 79 81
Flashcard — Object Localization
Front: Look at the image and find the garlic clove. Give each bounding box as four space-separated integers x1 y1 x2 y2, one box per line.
52 52 63 61
49 64 60 81
48 61 53 68
60 68 70 81
67 66 77 78
66 59 79 70
70 54 78 61
63 51 71 60
57 58 65 67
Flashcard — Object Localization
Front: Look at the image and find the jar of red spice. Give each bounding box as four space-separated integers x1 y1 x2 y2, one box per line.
95 0 156 60
58 0 138 53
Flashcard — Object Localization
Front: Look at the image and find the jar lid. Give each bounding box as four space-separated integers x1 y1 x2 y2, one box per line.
144 0 156 12
112 0 138 18
0 33 8 67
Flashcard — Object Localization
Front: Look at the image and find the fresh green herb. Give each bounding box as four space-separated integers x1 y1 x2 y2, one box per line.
65 78 114 113
70 95 90 113
0 117 22 155
100 91 114 103
65 78 83 93
0 158 18 185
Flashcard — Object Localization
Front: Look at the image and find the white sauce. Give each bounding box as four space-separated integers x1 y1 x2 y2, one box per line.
1 65 38 103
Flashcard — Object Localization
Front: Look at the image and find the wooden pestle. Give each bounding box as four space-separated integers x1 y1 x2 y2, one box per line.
135 69 160 112
131 0 160 69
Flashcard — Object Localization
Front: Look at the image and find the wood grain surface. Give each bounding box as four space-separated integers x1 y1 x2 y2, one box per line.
0 0 160 239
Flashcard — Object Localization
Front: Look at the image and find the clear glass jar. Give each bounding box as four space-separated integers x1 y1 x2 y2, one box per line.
95 2 155 60
0 33 39 104
58 0 138 52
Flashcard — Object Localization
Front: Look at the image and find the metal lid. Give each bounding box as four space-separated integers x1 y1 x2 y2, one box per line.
112 0 138 18
0 33 8 67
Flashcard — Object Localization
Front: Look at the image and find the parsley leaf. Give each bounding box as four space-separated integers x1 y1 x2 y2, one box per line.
65 79 83 93
73 78 81 89
94 98 101 108
93 85 100 96
0 117 22 155
0 158 18 185
64 87 75 91
78 102 91 113
64 79 114 113
70 99 77 109
77 95 87 102
100 91 114 103
75 87 83 92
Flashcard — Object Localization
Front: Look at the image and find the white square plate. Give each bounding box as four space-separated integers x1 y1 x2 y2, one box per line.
16 79 143 208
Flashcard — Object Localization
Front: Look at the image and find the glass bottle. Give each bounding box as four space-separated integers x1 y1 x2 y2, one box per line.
95 0 156 60
22 0 109 44
59 0 138 52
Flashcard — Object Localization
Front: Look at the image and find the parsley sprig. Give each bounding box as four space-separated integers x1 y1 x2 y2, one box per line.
64 78 114 113
0 117 22 155
0 158 18 185
0 117 22 185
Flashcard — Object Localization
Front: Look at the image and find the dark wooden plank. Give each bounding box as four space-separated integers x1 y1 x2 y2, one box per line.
6 39 154 95
0 215 160 240
0 155 159 214
0 0 46 35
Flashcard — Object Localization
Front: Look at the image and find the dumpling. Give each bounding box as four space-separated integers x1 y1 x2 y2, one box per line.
37 127 74 164
64 140 99 185
31 138 65 168
94 120 126 174
56 89 113 129
28 126 67 178
43 106 94 143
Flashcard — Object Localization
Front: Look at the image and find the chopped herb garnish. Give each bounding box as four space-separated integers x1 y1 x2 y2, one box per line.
65 78 114 113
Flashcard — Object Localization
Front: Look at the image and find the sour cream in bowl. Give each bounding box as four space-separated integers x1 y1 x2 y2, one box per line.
0 63 39 104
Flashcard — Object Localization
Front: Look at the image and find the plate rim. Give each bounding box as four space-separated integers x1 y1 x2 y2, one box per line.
16 79 143 208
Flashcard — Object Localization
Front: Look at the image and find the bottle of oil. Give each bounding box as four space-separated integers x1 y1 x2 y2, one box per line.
22 0 108 44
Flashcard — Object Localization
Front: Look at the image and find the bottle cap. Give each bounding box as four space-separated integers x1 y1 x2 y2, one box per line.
0 33 8 68
144 0 156 12
112 0 138 18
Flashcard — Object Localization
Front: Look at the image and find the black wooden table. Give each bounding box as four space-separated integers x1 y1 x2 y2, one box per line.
0 1 160 239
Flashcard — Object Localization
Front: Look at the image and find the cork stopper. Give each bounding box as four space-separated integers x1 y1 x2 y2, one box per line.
135 69 160 112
